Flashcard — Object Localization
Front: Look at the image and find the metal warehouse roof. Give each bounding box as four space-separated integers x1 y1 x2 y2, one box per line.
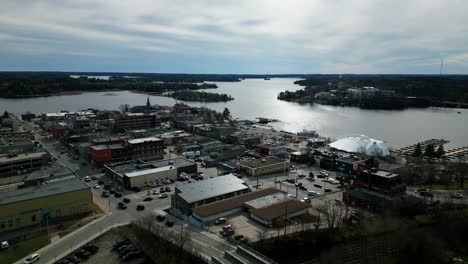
177 174 249 204
0 177 89 205
124 165 176 178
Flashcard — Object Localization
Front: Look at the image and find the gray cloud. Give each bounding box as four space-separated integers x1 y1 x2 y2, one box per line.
0 0 467 73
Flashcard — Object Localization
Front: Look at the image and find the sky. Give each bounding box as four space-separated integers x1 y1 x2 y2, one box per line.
1 0 468 74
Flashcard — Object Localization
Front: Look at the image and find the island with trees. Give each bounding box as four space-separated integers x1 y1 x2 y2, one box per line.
278 74 468 109
167 91 234 102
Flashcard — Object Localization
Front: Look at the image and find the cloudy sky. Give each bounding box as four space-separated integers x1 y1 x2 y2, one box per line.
1 0 467 74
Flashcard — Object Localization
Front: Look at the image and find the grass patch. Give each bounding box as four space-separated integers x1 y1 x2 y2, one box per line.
0 231 50 264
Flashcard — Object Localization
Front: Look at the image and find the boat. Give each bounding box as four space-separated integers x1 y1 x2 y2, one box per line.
264 77 270 80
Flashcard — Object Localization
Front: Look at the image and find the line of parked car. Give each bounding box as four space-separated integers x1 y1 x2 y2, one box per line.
54 244 99 264
111 240 145 262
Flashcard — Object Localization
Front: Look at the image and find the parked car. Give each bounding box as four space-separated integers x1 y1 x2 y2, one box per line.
298 185 307 191
84 176 91 182
314 184 322 188
75 249 91 259
165 220 174 227
308 190 320 196
65 256 81 264
156 215 165 222
136 204 145 211
215 217 227 225
112 240 131 251
450 192 464 199
102 191 109 198
24 254 40 264
165 186 171 192
139 195 152 202
286 178 295 184
419 191 434 197
159 193 168 199
83 245 99 254
91 176 97 180
324 188 332 193
93 184 100 189
114 192 122 198
301 197 311 203
98 180 105 185
109 188 116 194
123 198 130 203
122 251 142 262
1 240 9 249
152 189 159 195
118 202 127 210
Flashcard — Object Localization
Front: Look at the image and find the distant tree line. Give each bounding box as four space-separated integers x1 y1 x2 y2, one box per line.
168 90 234 102
0 72 219 98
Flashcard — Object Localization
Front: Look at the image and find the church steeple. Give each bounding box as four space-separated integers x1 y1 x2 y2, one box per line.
146 97 151 109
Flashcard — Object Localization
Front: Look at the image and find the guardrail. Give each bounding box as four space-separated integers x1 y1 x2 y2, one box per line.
237 244 278 264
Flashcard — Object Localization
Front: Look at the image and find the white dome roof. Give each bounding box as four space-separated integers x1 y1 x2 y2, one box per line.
329 135 389 157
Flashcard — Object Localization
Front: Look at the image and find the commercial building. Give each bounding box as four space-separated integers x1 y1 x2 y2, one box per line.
0 152 50 177
237 156 289 176
172 174 250 216
249 199 311 226
0 133 36 154
89 144 128 166
114 113 160 132
192 188 283 223
256 144 287 158
105 158 197 188
334 154 367 175
0 177 92 233
344 169 408 210
127 136 165 160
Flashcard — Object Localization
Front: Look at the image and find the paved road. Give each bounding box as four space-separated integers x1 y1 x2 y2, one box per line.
406 187 468 204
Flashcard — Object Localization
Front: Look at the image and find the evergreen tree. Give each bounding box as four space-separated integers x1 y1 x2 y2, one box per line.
2 110 8 118
424 144 436 157
412 143 422 157
435 145 445 158
222 107 231 120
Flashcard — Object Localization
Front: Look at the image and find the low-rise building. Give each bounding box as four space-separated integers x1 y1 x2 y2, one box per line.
127 136 165 160
105 158 197 188
114 113 160 132
0 152 50 177
192 188 283 223
249 199 311 226
89 144 128 166
0 133 36 154
0 177 92 233
172 174 250 216
237 156 289 176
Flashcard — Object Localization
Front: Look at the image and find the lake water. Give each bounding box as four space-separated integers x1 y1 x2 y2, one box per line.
1 78 467 149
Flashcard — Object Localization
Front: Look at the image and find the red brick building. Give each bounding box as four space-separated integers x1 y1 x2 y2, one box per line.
127 137 165 160
89 144 128 166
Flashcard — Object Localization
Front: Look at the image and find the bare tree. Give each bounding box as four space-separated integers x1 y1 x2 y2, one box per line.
312 212 322 230
119 104 130 113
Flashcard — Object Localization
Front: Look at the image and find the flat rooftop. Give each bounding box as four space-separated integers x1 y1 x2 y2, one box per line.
365 169 399 178
177 174 249 204
238 156 287 168
250 199 311 221
91 144 126 151
25 166 74 181
107 158 195 175
244 192 290 210
0 177 89 205
125 165 175 178
128 137 162 144
192 187 282 218
0 152 48 163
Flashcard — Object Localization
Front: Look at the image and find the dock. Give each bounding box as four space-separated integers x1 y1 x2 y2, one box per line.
442 146 468 160
396 139 450 155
